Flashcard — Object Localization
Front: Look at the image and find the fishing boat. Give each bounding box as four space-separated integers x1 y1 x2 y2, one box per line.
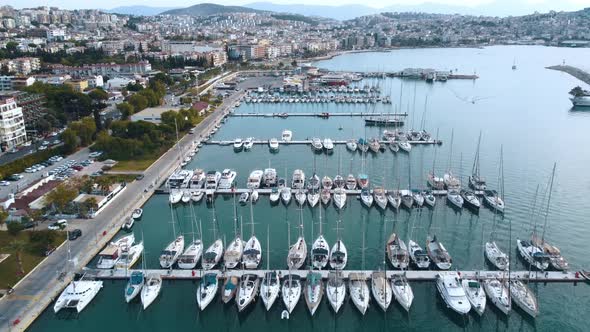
326 272 346 313
243 137 254 150
436 272 471 315
483 190 505 213
247 170 264 189
510 280 538 317
197 273 218 310
124 270 144 303
203 239 224 270
408 240 431 269
263 168 277 187
169 190 182 204
269 188 280 204
427 235 452 270
311 137 323 152
346 139 357 152
54 278 103 313
517 239 550 270
222 276 239 303
323 138 334 153
360 187 373 207
483 278 511 315
268 138 279 151
218 169 237 189
115 242 144 269
460 189 480 212
159 235 184 269
447 189 464 209
132 208 143 219
391 274 414 312
469 132 487 191
305 272 324 316
282 275 302 314
400 189 414 209
292 169 305 189
141 274 162 310
387 233 409 269
320 188 331 205
236 274 259 312
485 242 509 271
282 130 293 142
295 189 306 206
371 271 392 311
281 186 292 205
461 279 486 316
373 187 388 210
333 187 347 210
387 190 401 210
346 174 357 190
233 138 243 151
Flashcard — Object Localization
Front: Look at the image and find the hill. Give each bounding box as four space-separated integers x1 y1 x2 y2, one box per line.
160 3 265 16
105 6 179 16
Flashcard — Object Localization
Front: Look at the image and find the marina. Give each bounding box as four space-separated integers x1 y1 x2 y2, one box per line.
228 112 408 118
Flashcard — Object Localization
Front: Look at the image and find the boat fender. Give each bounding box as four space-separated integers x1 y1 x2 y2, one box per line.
192 270 196 277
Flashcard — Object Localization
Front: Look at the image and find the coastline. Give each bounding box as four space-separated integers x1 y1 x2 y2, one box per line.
546 65 590 86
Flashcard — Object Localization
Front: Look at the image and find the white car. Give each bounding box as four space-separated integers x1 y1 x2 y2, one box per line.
89 152 102 158
48 219 68 230
25 167 35 173
39 146 47 151
0 181 10 186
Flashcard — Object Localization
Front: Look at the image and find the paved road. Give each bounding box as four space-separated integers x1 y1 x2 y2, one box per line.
0 148 93 201
0 74 241 331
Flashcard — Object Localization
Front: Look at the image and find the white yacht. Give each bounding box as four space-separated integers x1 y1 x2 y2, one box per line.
168 190 182 204
141 274 162 310
202 239 224 270
333 187 347 210
326 272 346 313
323 138 334 152
167 169 194 189
96 244 121 269
191 191 204 202
281 186 292 205
408 240 431 269
282 275 302 314
346 139 357 152
483 278 511 315
391 274 414 312
132 208 143 219
261 271 280 311
517 239 550 270
371 271 392 311
178 239 203 269
292 169 305 189
436 272 471 315
197 273 219 310
263 168 277 187
426 235 452 270
243 137 254 150
386 233 409 269
268 138 279 151
190 169 206 189
461 279 486 316
269 187 280 204
360 188 373 207
311 137 323 152
205 171 221 190
246 170 264 189
510 280 539 317
485 241 509 271
159 235 184 269
54 279 103 313
115 242 144 270
111 234 135 248
181 191 191 203
218 169 237 189
233 138 243 151
304 272 324 316
282 130 293 142
124 270 144 303
349 273 370 315
223 236 243 269
236 274 259 312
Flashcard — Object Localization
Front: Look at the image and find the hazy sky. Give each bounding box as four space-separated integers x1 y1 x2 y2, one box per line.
4 0 590 11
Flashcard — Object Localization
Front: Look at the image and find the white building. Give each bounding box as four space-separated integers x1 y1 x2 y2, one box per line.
46 28 69 42
0 98 27 150
87 75 104 88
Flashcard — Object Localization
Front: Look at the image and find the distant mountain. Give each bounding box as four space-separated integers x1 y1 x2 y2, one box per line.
160 3 265 16
245 2 375 20
105 6 178 16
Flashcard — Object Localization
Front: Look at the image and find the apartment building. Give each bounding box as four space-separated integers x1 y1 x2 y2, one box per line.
0 97 27 150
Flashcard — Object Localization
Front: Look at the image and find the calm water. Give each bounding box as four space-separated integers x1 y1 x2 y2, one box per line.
30 46 590 332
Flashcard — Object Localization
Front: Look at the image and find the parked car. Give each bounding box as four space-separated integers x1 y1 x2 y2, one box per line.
136 174 145 180
38 146 47 151
48 219 67 230
89 151 102 158
68 229 82 240
8 174 23 181
0 180 10 186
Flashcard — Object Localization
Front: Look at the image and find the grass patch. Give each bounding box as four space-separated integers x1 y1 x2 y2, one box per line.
0 230 66 287
110 154 160 172
98 174 138 183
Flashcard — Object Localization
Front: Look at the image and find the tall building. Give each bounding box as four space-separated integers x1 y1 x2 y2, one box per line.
0 97 27 150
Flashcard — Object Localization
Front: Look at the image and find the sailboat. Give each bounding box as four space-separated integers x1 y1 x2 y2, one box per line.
443 130 461 189
178 212 203 269
408 240 430 269
222 275 239 303
510 279 539 317
427 129 445 190
326 271 346 313
159 205 184 269
391 273 414 312
485 148 509 270
261 226 280 311
426 235 452 270
124 270 144 303
329 218 347 270
374 186 388 210
304 271 323 316
360 187 373 207
287 209 307 270
386 233 409 269
197 273 219 310
236 274 259 312
282 274 301 314
483 278 511 315
243 200 262 269
349 223 369 315
517 185 550 271
141 273 162 310
371 271 392 311
203 204 224 270
283 217 302 313
312 203 330 270
469 132 487 191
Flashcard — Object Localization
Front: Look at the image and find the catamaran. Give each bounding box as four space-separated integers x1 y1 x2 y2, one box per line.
54 277 103 313
197 273 219 310
326 271 346 313
236 274 259 312
304 272 324 316
436 272 471 315
141 273 162 310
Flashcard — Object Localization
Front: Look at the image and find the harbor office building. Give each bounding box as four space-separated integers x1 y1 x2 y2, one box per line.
0 97 27 151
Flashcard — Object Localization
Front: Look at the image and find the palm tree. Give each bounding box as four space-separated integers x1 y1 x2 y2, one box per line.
5 240 27 276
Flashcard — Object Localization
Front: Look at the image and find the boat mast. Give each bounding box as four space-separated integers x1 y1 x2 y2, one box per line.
169 203 177 239
250 197 255 237
447 129 454 174
472 131 482 179
431 128 439 178
541 163 557 244
233 192 239 238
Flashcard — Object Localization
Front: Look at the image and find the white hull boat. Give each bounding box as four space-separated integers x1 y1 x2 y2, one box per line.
462 279 486 316
202 239 224 270
197 273 219 310
391 274 414 312
141 274 162 310
349 273 370 315
178 240 203 269
327 272 346 313
483 278 511 315
436 272 471 315
371 272 392 311
159 235 184 269
54 279 103 313
261 271 280 311
282 275 302 314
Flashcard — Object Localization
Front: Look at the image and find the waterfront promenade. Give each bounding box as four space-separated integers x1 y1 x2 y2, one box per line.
0 73 242 332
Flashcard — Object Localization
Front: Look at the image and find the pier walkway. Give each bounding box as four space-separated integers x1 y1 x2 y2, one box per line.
90 268 581 283
229 112 408 118
205 139 442 146
155 187 463 196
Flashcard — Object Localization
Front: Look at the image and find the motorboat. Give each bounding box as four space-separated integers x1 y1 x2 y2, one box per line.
115 242 144 270
304 272 324 316
222 276 239 303
132 208 143 219
224 236 244 269
250 190 259 203
461 279 486 316
333 187 347 210
288 236 307 270
321 175 333 190
233 138 243 151
295 190 306 206
436 272 471 315
460 189 480 211
371 271 392 311
282 130 293 142
346 139 357 152
485 241 509 271
349 273 369 315
400 190 414 209
263 168 277 187
411 189 424 207
261 271 280 311
311 137 323 152
181 191 191 203
426 235 452 270
178 239 203 269
387 190 401 210
360 188 373 207
517 239 550 270
483 278 511 315
111 234 135 249
141 274 162 310
205 171 221 190
326 272 346 313
424 190 436 207
247 170 264 189
197 273 218 310
373 187 388 210
191 191 204 202
159 235 184 269
243 137 254 150
292 169 305 189
427 172 445 190
282 275 302 314
218 169 237 189
239 192 249 205
386 233 409 269
398 140 412 153
510 280 539 317
389 141 399 153
346 174 357 190
447 189 464 209
96 244 121 269
124 270 144 303
321 188 331 205
169 190 182 204
483 190 505 213
391 274 414 312
54 278 103 313
357 173 369 189
269 188 280 204
307 173 321 191
323 138 334 153
268 138 279 151
236 274 259 312
242 235 262 269
167 169 194 189
281 187 292 205
408 240 431 269
202 239 224 270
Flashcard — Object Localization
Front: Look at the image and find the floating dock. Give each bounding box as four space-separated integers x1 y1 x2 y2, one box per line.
205 140 442 146
90 268 581 283
229 112 408 118
156 187 467 196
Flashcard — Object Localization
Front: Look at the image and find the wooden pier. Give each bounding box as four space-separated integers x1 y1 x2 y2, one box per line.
228 112 408 118
89 268 582 283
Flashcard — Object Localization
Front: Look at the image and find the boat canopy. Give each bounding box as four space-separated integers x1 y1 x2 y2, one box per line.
130 271 144 284
244 249 261 255
312 248 329 255
203 252 218 260
203 274 217 284
331 251 346 258
308 273 322 284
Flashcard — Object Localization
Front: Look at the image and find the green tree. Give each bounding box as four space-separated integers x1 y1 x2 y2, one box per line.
116 102 134 119
46 183 78 214
60 128 79 153
0 208 8 226
128 94 148 112
4 240 27 275
291 60 298 67
5 41 18 53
